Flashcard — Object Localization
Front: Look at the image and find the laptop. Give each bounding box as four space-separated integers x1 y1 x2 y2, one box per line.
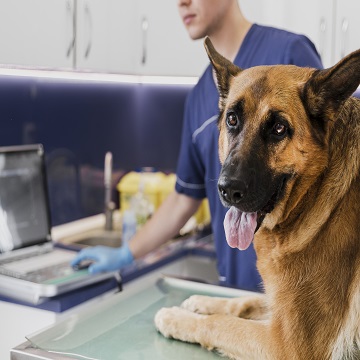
0 144 120 304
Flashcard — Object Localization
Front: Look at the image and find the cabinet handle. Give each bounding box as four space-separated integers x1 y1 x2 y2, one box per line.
66 0 75 58
141 17 149 65
318 17 326 60
341 18 349 58
84 3 93 58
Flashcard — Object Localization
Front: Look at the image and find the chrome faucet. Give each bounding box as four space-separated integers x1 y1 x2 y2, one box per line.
104 151 115 231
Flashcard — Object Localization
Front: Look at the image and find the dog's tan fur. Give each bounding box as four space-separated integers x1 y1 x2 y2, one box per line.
155 37 360 359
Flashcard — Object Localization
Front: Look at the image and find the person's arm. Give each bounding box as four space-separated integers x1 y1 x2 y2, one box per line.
129 190 202 259
71 190 201 273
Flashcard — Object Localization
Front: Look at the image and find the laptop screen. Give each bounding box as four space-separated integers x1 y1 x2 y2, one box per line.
0 144 51 253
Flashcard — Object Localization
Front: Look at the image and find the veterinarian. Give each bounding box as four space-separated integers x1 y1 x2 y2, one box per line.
72 0 323 292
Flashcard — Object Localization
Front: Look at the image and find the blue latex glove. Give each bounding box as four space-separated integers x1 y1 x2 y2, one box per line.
71 242 134 274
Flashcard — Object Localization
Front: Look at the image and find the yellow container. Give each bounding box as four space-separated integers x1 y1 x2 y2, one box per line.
118 171 211 225
117 171 165 213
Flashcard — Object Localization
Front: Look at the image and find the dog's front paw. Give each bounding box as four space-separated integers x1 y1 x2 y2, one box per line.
154 307 177 338
181 295 220 315
181 295 205 313
154 306 203 343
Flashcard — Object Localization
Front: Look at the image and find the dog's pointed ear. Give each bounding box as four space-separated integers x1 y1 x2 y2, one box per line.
303 49 360 121
204 36 242 108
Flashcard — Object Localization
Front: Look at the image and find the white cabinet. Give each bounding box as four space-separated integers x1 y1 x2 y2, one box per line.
75 0 207 77
134 0 207 77
243 0 360 69
0 0 207 76
1 0 359 76
0 0 75 69
76 0 137 74
333 0 360 64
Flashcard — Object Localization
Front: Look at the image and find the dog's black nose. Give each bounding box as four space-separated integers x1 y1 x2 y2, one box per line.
218 177 245 204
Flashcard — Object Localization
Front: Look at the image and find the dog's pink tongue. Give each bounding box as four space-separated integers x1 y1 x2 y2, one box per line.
224 207 257 250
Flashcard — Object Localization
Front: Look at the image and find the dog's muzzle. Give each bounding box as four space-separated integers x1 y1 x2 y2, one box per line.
218 173 289 215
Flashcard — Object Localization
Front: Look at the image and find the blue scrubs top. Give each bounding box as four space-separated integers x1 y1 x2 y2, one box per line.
175 24 323 292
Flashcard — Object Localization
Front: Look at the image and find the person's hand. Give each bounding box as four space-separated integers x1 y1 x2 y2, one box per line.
70 242 134 274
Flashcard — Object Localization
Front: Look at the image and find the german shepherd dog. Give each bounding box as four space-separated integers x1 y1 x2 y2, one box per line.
155 37 360 359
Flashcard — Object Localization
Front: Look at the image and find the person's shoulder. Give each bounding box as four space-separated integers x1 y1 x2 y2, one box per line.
252 23 312 45
248 24 322 68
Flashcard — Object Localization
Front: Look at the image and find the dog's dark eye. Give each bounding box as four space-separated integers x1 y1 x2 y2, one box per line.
272 122 287 137
226 113 238 128
264 111 292 142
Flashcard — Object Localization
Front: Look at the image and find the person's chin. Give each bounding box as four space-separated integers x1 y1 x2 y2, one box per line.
187 28 206 41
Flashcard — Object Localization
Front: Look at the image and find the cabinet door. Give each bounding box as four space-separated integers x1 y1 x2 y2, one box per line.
334 0 360 64
277 0 334 68
135 0 208 77
76 0 137 74
0 0 75 69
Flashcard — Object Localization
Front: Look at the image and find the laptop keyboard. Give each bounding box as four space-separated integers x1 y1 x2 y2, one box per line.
0 261 74 282
0 248 77 282
0 247 52 265
26 262 74 282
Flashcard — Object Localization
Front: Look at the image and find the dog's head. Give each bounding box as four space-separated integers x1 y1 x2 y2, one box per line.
204 37 360 251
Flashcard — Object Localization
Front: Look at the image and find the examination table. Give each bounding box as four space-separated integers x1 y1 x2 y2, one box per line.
10 238 254 360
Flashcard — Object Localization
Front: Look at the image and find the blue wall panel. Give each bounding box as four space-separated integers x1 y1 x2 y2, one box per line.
0 75 192 225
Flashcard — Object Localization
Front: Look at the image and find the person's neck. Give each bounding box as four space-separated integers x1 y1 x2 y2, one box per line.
209 6 252 62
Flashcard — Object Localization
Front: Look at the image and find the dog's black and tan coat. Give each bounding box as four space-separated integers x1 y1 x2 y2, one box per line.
155 37 360 360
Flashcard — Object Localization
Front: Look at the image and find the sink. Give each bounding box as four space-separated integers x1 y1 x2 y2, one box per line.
59 228 122 248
